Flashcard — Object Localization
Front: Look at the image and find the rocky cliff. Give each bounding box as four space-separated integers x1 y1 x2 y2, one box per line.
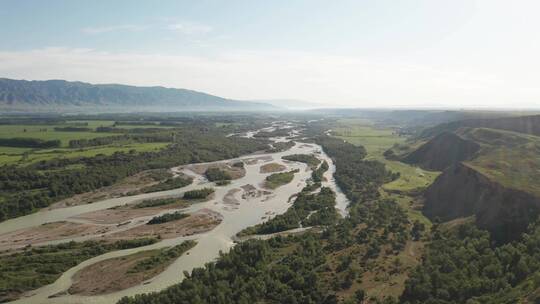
402 132 480 171
424 162 540 242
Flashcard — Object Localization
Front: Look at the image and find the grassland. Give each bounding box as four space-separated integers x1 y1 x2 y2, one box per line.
0 142 169 166
464 130 540 197
0 121 173 166
331 118 437 228
0 124 113 147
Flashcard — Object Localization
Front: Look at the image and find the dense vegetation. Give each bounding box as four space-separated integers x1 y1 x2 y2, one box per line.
282 153 320 168
204 167 232 182
54 127 92 132
265 169 299 189
312 160 329 183
147 211 189 225
315 135 398 203
128 241 197 274
119 237 335 304
0 238 158 302
183 188 214 200
133 197 186 209
0 137 60 148
400 222 540 304
69 133 173 148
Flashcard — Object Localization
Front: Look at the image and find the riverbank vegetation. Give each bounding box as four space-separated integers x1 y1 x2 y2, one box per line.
282 153 320 168
264 169 299 189
183 188 214 200
147 211 189 225
238 186 338 236
133 197 187 209
204 167 232 182
0 238 158 302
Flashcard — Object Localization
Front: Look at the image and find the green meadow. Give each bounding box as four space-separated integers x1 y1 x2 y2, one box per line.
332 118 438 227
0 121 173 166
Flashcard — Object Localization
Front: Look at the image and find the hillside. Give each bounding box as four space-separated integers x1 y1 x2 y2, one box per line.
423 162 540 242
419 114 540 138
0 78 276 112
402 131 480 171
412 126 540 242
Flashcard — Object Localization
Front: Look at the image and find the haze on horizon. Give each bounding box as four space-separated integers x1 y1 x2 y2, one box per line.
1 0 540 109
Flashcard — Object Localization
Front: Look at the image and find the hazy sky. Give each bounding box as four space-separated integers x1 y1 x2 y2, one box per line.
1 0 540 108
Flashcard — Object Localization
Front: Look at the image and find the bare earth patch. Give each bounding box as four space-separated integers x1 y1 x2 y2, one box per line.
0 208 220 251
240 184 272 200
48 170 167 209
106 209 223 240
223 188 241 207
69 202 188 225
186 162 246 179
259 162 286 173
68 247 190 296
243 156 273 165
0 221 112 251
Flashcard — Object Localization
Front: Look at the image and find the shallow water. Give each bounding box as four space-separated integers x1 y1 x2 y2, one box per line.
3 126 350 304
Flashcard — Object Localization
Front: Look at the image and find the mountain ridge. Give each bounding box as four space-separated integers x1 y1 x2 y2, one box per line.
0 78 277 112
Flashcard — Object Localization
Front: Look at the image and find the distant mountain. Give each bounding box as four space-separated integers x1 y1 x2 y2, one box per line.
0 78 277 112
251 99 329 110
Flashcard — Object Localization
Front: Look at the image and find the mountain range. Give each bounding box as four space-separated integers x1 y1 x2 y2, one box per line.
0 78 277 112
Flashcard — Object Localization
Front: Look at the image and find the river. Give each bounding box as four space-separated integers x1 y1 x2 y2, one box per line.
2 123 349 304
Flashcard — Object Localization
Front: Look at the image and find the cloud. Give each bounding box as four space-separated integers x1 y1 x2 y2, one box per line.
167 22 213 35
0 47 538 108
82 24 148 34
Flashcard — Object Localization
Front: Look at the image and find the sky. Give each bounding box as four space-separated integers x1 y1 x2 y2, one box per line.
1 0 540 108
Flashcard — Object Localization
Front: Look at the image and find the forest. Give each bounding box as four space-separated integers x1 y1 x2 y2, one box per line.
0 137 61 148
183 188 215 200
204 167 232 182
282 153 321 168
400 221 540 304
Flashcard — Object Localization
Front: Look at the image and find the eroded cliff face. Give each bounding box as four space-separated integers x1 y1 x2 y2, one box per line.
403 132 480 171
424 162 540 242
